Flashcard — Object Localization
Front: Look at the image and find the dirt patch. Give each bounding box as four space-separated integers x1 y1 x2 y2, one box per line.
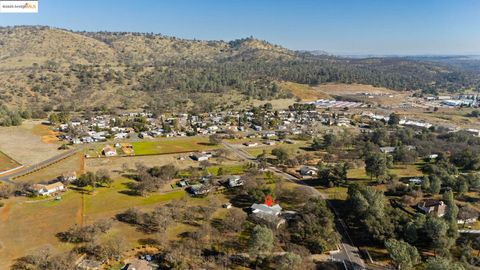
0 151 21 172
0 120 61 165
0 201 11 222
32 124 60 144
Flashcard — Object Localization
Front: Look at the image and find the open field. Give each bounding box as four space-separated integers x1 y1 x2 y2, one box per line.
131 137 218 155
279 81 331 101
348 164 423 181
0 120 61 165
14 153 83 184
0 193 81 269
0 151 21 172
86 153 202 176
0 177 212 268
315 83 396 95
243 140 310 157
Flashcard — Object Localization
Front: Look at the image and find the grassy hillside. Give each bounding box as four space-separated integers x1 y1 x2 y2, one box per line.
0 26 477 111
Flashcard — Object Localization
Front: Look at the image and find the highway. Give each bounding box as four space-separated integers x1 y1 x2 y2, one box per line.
223 142 367 270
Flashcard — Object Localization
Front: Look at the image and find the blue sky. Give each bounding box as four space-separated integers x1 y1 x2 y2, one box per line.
1 0 479 55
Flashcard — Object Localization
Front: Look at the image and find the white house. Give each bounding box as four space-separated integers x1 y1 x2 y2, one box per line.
32 182 65 196
251 203 282 216
299 166 319 176
244 142 258 147
227 175 244 188
102 145 117 157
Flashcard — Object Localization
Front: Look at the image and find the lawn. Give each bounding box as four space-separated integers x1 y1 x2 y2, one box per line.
388 164 423 178
0 151 21 172
0 178 188 268
0 192 82 269
131 137 218 155
84 179 186 217
244 140 309 157
348 164 423 181
207 164 246 176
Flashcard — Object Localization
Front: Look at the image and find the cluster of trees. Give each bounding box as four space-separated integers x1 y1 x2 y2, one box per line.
53 218 126 263
346 183 479 269
11 248 75 270
0 104 43 126
289 198 340 253
130 163 178 195
73 170 113 191
57 219 112 243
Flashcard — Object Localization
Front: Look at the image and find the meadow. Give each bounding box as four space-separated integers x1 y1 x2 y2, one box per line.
131 136 217 155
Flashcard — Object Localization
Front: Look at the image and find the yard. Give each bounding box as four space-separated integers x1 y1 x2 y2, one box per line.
243 140 309 157
347 163 423 181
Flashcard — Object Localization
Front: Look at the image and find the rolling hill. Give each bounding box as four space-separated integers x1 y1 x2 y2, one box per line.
0 26 478 112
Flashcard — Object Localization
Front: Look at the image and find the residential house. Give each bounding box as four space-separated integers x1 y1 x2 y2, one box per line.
189 184 211 196
299 166 319 176
190 152 210 161
59 171 77 182
126 259 152 270
31 182 65 196
418 200 446 217
251 203 282 216
227 175 244 188
250 203 285 229
120 143 135 155
102 145 117 157
244 142 258 147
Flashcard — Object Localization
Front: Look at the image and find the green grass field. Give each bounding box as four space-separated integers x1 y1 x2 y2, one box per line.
84 179 186 217
0 151 21 172
207 164 246 176
243 140 309 157
348 164 423 181
0 178 191 268
131 137 217 155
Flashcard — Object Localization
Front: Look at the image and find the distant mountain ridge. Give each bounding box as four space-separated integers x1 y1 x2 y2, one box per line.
0 26 478 111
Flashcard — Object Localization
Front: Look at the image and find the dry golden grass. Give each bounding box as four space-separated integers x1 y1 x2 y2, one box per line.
279 81 331 101
15 152 83 184
0 120 62 165
314 83 395 95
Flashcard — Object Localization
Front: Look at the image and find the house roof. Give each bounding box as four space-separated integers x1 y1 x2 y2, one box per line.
251 203 282 215
419 199 444 208
102 145 116 152
45 182 64 191
127 259 152 270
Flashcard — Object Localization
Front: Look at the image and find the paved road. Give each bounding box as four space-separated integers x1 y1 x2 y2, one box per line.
223 142 367 270
0 147 83 184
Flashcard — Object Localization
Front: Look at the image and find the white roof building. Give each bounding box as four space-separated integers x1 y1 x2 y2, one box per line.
251 203 282 216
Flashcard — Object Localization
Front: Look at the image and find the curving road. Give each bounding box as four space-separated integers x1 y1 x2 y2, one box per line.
223 142 367 270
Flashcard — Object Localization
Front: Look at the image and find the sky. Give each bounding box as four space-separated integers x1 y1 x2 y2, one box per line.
0 0 480 55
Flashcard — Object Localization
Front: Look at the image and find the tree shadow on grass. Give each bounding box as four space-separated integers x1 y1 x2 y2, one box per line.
138 238 160 246
117 181 141 196
230 194 254 209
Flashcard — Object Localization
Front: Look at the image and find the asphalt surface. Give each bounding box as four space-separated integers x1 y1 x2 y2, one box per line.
223 142 367 270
